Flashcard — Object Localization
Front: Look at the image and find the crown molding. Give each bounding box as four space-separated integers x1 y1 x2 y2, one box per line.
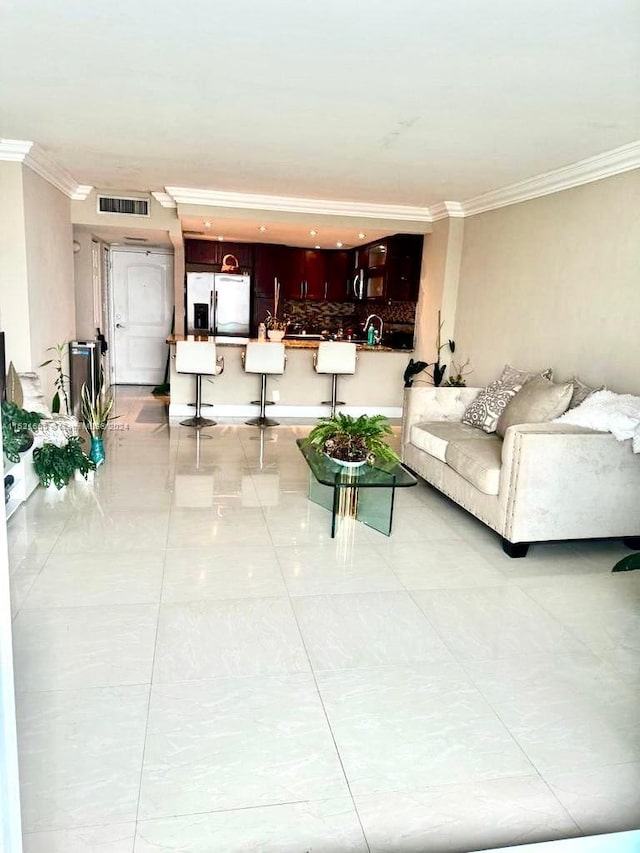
0 138 33 160
164 186 434 223
462 140 640 217
151 191 177 209
429 201 465 221
0 138 92 199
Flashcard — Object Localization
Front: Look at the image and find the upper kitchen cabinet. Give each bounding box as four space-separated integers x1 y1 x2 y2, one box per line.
325 250 351 301
386 234 424 301
253 243 284 298
280 248 327 300
185 239 253 270
355 234 423 301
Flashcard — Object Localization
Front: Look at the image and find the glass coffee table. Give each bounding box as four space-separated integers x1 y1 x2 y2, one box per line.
296 439 417 537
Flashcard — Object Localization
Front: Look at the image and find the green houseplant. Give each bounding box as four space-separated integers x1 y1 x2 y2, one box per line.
1 401 43 463
39 341 70 414
305 413 399 466
33 436 95 490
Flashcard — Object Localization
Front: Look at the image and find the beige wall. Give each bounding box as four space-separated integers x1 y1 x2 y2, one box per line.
22 167 76 402
453 170 640 393
0 163 31 369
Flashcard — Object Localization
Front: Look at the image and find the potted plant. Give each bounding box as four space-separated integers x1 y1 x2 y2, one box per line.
39 341 70 414
305 413 400 467
81 377 116 467
33 436 95 490
264 311 288 341
1 401 43 463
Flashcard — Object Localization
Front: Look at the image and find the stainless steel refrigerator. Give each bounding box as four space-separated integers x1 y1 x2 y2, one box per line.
186 272 251 337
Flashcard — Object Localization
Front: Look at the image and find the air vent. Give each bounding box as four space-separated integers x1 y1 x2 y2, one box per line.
124 236 148 243
97 195 150 217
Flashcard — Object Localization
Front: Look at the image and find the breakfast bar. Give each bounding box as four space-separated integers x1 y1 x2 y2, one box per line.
167 336 410 420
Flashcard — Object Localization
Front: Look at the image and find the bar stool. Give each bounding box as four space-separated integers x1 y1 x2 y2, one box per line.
313 342 357 417
242 342 286 427
176 340 224 428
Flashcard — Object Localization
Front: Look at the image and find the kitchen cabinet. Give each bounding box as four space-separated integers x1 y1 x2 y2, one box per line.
185 239 253 270
280 248 327 300
253 243 284 298
353 234 423 301
324 251 350 300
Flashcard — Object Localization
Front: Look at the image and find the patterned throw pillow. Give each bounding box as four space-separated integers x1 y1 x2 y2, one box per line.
569 377 602 409
461 380 522 433
500 364 553 389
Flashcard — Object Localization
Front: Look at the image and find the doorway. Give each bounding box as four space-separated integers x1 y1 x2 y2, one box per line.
110 248 174 385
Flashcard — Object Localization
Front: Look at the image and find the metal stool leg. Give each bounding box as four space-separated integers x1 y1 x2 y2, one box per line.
181 375 216 428
246 374 279 427
321 374 345 418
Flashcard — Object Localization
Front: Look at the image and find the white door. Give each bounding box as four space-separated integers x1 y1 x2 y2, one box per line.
111 249 174 385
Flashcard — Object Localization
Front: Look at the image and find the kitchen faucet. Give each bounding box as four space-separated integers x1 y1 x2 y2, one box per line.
363 314 383 344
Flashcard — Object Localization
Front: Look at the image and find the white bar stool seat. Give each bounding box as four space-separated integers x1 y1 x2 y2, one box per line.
243 342 286 427
176 340 224 428
313 341 357 417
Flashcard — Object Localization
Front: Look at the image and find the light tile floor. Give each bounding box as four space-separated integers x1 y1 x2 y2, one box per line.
8 387 640 852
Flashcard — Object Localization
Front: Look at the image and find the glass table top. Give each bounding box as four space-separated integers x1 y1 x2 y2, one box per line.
296 439 417 489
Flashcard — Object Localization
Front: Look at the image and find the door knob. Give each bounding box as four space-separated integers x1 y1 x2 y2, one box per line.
116 323 126 329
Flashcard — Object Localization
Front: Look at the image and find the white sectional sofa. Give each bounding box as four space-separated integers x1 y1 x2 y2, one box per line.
401 386 640 556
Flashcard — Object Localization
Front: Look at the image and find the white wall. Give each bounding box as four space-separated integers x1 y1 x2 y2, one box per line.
22 167 76 402
453 170 640 393
0 163 31 370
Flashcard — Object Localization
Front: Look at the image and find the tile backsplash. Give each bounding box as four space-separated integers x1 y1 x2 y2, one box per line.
283 299 417 333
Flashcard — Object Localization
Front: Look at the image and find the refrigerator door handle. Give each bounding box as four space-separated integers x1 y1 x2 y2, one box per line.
211 291 216 333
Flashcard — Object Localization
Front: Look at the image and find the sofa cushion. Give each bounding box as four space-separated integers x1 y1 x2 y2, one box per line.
500 363 553 388
496 376 573 438
569 377 602 409
461 380 522 433
410 421 496 462
445 436 503 495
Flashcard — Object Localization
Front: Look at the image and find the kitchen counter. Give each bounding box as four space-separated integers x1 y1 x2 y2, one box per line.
166 334 405 353
167 336 411 418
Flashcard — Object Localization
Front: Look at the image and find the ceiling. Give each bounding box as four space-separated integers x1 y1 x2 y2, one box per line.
1 0 639 246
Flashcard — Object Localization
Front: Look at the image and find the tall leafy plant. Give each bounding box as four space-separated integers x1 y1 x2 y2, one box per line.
81 375 116 438
39 342 70 414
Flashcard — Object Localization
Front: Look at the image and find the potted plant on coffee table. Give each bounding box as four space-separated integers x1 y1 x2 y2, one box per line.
305 413 399 467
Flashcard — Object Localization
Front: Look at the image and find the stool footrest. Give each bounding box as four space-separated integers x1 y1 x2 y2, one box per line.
246 416 279 427
250 400 275 407
321 400 345 407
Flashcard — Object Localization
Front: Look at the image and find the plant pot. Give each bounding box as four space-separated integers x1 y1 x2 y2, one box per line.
327 455 367 468
267 330 285 342
89 437 105 467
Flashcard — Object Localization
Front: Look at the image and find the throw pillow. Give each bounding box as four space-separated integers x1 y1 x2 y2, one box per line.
18 372 52 417
496 375 573 437
569 377 602 409
461 380 522 433
500 363 553 389
6 362 23 407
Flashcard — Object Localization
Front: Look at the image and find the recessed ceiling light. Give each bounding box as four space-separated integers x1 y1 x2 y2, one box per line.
204 221 212 228
259 225 267 232
358 232 366 239
309 229 317 236
314 244 321 249
336 241 343 248
217 235 224 241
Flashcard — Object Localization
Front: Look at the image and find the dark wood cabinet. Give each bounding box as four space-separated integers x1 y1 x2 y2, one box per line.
325 251 351 300
185 239 253 270
253 243 284 298
386 234 423 301
280 248 328 300
352 234 423 301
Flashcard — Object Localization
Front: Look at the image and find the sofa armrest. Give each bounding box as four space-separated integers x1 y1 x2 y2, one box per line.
402 387 482 448
499 422 640 542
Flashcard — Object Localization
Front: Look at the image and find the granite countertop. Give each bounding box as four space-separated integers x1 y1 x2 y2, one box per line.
167 334 409 353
